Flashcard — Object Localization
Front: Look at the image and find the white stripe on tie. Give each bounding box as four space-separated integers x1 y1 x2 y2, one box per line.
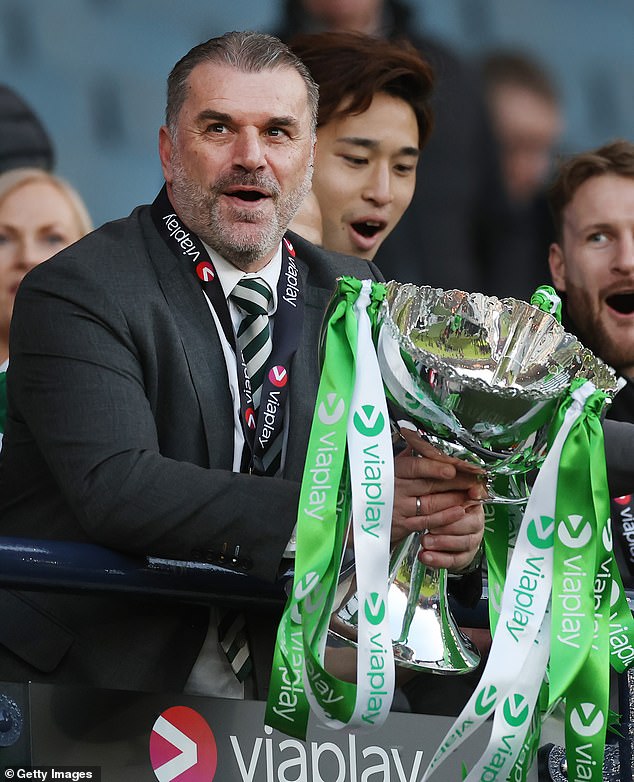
230 277 273 412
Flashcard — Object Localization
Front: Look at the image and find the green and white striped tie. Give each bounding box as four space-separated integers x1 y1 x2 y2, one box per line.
230 277 273 412
218 608 252 683
231 276 283 476
218 278 274 684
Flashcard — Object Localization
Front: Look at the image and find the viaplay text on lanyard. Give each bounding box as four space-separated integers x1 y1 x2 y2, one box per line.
151 185 304 475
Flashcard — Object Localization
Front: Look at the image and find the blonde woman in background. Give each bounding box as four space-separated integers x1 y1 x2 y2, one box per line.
0 167 92 447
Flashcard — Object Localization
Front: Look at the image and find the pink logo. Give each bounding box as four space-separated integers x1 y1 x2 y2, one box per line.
283 237 296 257
614 495 632 506
149 705 217 781
196 262 215 282
245 407 256 429
269 366 288 387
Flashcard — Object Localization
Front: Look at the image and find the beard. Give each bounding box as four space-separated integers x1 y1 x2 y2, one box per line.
168 151 312 271
566 284 634 375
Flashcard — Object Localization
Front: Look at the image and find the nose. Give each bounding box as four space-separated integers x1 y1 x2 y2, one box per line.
233 128 266 172
362 163 393 207
612 233 634 274
17 239 47 270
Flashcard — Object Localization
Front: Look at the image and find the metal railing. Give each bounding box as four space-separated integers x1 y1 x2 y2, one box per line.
0 537 631 779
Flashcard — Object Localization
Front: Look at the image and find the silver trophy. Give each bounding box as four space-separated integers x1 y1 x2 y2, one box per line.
330 282 618 675
376 283 616 490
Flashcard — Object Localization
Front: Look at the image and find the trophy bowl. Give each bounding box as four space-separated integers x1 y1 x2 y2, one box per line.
377 282 618 482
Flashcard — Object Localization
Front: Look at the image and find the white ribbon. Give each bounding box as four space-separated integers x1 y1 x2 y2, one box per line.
305 280 395 731
423 383 595 779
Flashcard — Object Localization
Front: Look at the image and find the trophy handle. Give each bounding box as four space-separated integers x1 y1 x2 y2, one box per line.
329 532 480 675
484 472 532 504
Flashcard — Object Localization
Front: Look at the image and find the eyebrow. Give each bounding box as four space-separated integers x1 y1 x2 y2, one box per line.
568 218 613 234
336 136 419 157
195 109 300 129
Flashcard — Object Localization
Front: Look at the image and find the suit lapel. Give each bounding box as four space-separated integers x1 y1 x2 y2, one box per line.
141 212 235 469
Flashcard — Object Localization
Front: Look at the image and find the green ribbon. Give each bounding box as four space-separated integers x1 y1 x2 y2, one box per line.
266 276 392 739
483 479 526 636
265 277 358 738
530 284 562 322
548 382 607 706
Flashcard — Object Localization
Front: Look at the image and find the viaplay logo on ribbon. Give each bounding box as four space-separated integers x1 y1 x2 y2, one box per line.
353 404 385 437
291 572 325 624
283 237 296 257
558 514 592 549
318 393 345 425
474 685 497 717
602 522 613 552
244 406 256 430
570 703 604 737
503 693 530 728
150 705 217 781
526 515 555 550
364 592 386 625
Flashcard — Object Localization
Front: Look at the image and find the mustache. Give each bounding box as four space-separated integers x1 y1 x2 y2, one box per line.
213 172 281 198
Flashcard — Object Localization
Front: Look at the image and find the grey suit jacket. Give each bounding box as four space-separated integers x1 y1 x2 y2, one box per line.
0 204 381 695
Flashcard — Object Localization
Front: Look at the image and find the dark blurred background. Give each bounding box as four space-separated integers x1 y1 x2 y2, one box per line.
2 0 632 232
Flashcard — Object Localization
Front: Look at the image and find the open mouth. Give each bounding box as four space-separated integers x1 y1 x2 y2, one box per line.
351 220 385 239
606 291 634 314
226 188 269 203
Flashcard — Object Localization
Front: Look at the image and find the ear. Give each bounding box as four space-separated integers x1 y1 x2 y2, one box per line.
158 125 174 183
548 242 567 292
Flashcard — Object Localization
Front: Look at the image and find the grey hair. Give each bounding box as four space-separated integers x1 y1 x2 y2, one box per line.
166 31 319 138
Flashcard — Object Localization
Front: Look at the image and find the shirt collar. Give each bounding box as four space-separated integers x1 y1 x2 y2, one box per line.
202 241 282 312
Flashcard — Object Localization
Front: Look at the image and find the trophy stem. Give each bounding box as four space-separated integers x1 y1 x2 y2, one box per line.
329 531 480 675
388 532 480 673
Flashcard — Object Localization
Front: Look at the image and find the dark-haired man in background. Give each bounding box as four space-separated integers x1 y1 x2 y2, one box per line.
288 29 488 714
289 31 433 263
275 0 504 292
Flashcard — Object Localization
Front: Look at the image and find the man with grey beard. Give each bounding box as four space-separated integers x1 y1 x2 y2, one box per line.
0 31 484 697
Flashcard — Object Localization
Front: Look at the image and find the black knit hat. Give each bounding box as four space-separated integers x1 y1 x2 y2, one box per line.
0 84 54 174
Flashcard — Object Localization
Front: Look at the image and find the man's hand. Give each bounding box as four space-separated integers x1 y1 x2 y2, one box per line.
392 427 486 573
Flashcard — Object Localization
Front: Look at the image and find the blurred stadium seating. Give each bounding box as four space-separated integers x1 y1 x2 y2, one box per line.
1 0 632 229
